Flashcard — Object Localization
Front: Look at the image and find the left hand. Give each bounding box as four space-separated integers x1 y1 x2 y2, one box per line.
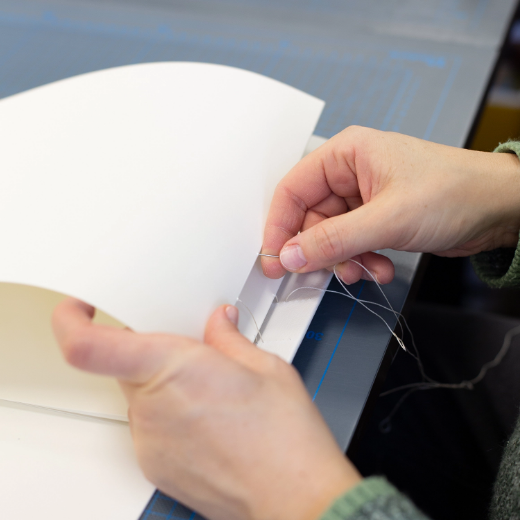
52 299 361 520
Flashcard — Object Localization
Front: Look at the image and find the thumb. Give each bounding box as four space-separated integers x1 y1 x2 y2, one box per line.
279 200 395 273
52 297 193 384
204 305 273 372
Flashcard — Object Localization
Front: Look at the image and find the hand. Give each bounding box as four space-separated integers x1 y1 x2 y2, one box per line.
52 299 361 520
261 126 520 284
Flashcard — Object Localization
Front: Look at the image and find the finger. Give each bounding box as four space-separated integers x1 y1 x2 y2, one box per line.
261 130 361 279
279 198 396 273
331 256 363 285
204 305 273 372
262 193 348 277
300 192 348 232
52 297 192 383
333 252 395 285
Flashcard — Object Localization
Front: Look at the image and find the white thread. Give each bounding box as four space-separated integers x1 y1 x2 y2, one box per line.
283 258 520 430
344 261 520 429
334 264 407 352
235 298 264 345
285 260 407 352
381 323 520 394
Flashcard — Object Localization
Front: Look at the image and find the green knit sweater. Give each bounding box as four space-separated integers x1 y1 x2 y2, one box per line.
320 141 520 520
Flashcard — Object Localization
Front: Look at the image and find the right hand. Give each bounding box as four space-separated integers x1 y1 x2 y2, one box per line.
261 126 520 284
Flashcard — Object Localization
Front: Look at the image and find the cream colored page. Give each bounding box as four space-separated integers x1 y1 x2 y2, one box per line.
0 283 128 419
0 62 324 341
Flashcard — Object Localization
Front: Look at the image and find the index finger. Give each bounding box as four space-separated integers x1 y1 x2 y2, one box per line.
261 130 359 278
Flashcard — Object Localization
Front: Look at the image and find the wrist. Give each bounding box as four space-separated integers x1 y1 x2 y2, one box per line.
276 460 362 520
482 151 520 249
456 149 520 252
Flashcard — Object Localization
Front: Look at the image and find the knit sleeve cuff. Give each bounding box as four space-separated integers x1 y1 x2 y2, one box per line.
471 141 520 289
319 477 429 520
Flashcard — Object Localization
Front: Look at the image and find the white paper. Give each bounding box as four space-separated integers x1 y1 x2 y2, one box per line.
0 401 154 520
236 257 282 342
238 135 328 345
260 269 333 362
0 63 324 518
0 62 324 342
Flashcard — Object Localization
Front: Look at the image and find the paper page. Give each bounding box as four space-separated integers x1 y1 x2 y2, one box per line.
260 270 333 363
0 283 129 420
0 66 323 519
238 135 328 344
0 62 323 417
0 401 154 519
236 256 283 343
0 62 323 341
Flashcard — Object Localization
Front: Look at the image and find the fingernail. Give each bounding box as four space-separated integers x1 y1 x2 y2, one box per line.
225 305 239 326
280 244 307 271
362 271 380 283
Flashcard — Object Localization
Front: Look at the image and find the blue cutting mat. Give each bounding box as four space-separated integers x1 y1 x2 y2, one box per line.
0 0 463 140
140 492 203 520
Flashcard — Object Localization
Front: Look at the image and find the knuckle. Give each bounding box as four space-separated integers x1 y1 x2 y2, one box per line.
340 124 363 141
313 221 344 262
322 145 341 176
343 124 361 136
279 185 307 214
342 125 374 151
